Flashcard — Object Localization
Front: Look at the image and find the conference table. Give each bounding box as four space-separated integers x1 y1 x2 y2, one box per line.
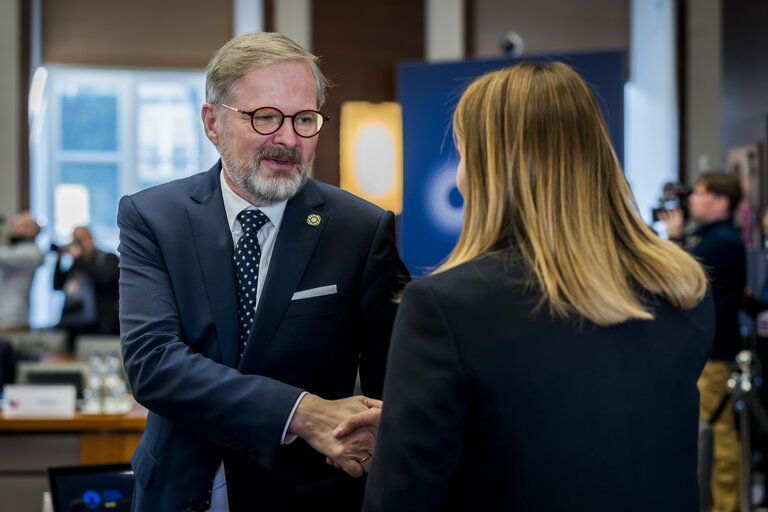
0 402 146 512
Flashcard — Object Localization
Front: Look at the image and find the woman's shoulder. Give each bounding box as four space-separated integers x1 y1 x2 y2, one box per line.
406 251 527 300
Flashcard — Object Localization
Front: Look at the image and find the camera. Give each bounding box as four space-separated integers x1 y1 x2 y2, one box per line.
50 242 73 253
501 32 524 58
651 182 691 222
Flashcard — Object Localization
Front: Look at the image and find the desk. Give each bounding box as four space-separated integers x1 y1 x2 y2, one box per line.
0 403 146 512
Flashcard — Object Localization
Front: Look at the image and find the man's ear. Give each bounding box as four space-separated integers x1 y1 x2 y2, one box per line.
201 103 220 146
716 195 733 217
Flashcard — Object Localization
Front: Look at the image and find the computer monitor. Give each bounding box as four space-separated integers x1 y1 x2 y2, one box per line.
48 463 134 512
15 361 89 399
0 329 68 357
74 335 122 363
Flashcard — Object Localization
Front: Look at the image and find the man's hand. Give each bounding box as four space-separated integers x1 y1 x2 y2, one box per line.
327 398 383 473
657 208 684 239
67 242 83 259
287 394 378 477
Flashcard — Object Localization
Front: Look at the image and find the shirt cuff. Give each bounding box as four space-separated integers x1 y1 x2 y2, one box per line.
281 391 308 445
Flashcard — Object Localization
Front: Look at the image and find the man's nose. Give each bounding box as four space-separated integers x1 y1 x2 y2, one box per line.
271 119 299 146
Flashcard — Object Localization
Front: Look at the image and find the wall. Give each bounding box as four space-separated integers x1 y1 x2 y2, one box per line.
624 0 677 224
426 0 465 61
311 0 424 186
42 0 232 68
722 0 768 163
8 1 756 219
473 0 628 57
686 0 721 183
0 0 20 228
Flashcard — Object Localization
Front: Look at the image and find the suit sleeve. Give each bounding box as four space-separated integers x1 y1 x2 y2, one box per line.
0 244 43 270
118 195 302 469
362 279 468 511
357 210 410 399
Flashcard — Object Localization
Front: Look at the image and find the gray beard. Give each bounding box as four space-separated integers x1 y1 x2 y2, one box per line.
221 145 312 205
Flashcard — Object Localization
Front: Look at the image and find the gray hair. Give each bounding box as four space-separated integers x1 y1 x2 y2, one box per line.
205 32 330 108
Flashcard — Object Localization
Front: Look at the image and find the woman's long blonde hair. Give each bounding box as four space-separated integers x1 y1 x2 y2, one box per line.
439 61 707 326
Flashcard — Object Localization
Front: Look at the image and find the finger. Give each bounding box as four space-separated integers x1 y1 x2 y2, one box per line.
326 456 343 470
338 459 365 478
361 397 383 409
332 408 382 438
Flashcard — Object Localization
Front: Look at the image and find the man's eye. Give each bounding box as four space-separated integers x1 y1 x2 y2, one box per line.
296 114 315 125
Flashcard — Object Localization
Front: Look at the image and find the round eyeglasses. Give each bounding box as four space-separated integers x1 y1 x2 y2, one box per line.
220 104 330 138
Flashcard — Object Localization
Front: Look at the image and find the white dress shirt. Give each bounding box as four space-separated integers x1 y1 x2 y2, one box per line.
210 170 307 511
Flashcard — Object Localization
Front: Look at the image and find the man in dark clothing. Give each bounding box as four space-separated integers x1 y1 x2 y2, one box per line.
661 171 745 512
689 218 746 360
54 226 119 350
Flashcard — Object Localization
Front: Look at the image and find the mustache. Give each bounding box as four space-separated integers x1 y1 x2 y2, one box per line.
255 146 304 165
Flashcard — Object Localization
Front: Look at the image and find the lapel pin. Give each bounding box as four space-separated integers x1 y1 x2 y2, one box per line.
306 213 322 226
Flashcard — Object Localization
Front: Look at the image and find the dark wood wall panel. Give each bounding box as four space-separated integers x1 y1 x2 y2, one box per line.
42 0 232 68
311 0 424 186
722 0 768 156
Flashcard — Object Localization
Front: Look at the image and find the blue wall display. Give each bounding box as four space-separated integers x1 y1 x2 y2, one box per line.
397 52 625 278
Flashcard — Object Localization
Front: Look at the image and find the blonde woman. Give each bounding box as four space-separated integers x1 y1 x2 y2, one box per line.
344 62 714 511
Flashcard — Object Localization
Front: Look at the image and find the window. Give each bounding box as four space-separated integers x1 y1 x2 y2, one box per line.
29 67 219 328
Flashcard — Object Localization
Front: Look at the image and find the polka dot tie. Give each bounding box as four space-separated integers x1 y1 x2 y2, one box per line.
234 209 269 360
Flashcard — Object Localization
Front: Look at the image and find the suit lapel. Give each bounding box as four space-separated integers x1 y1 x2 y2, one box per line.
238 180 326 374
186 163 239 368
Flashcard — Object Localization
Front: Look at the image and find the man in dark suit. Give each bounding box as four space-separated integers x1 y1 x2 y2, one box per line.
118 32 408 512
660 172 746 512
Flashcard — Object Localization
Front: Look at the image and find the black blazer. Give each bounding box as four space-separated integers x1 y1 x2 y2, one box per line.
363 251 714 512
118 162 408 511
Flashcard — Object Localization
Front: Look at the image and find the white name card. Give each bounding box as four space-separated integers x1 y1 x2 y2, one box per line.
2 384 77 418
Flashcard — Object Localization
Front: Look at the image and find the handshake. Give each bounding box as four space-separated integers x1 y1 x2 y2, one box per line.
288 394 383 477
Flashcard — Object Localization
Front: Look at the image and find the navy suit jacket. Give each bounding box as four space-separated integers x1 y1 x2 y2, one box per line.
363 251 714 512
118 162 408 511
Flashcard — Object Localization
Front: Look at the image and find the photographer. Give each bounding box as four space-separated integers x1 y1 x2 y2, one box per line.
53 226 119 350
659 171 746 512
0 212 44 331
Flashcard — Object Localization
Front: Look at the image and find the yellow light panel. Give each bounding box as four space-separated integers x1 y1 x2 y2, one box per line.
339 102 403 214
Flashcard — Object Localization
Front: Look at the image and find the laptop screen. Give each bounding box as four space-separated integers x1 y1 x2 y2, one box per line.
48 463 134 512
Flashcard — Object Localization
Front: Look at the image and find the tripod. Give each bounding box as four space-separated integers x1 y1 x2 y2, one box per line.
728 350 755 512
722 350 768 512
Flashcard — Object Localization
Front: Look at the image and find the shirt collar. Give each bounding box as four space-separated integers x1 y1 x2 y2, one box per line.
219 168 287 232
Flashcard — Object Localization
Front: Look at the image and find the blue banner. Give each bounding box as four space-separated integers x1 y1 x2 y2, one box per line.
397 52 625 278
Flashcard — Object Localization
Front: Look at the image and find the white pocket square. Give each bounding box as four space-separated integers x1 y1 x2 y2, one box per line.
291 285 338 301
